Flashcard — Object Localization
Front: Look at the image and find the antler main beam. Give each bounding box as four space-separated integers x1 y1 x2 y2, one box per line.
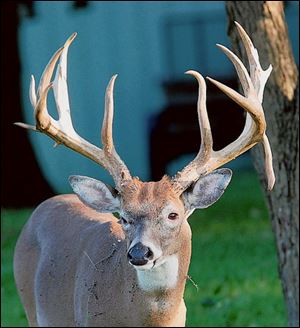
15 33 132 191
173 22 275 191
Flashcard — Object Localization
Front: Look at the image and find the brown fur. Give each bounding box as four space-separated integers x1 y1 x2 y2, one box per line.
14 186 191 327
121 176 181 217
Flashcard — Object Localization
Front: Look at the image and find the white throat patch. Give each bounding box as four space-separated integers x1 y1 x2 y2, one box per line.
136 255 179 292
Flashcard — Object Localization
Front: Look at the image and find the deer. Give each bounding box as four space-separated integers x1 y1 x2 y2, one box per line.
14 22 275 327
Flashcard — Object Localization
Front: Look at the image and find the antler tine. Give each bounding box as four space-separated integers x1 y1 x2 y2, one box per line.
102 75 118 154
52 32 77 131
37 46 64 100
23 46 64 130
101 75 132 183
172 70 213 190
185 71 213 162
206 43 265 131
215 43 254 98
29 75 37 108
15 33 132 191
235 22 274 190
208 22 275 190
235 21 272 103
172 22 275 191
206 76 265 137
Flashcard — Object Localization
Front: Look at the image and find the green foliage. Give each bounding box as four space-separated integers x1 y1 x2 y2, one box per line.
1 170 287 327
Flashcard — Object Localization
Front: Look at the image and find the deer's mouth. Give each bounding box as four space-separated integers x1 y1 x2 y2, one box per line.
130 256 173 271
129 259 157 271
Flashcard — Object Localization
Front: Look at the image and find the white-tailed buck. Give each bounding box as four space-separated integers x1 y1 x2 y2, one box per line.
14 22 275 327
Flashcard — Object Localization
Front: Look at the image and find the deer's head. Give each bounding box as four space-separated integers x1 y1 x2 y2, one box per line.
16 22 274 272
69 169 231 270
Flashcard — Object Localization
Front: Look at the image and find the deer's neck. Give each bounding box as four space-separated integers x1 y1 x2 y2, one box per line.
132 221 192 326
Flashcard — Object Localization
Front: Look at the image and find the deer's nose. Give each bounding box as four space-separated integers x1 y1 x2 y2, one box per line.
127 242 154 266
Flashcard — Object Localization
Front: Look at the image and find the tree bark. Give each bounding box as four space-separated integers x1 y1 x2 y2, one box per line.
225 2 299 327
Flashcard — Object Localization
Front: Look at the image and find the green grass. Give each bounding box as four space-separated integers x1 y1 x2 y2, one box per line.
1 208 32 327
185 170 287 327
1 170 287 327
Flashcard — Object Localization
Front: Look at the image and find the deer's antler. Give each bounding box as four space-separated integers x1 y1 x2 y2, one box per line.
16 23 275 193
172 22 275 191
15 33 132 191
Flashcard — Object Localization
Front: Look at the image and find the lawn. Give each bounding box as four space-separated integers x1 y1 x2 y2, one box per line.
1 170 287 327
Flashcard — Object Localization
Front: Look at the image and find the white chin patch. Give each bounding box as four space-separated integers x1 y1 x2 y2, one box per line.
136 255 179 291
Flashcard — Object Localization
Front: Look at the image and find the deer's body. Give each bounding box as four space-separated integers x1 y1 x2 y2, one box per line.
15 191 191 327
14 23 274 327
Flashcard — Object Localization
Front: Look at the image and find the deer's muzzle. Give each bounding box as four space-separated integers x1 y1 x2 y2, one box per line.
127 242 154 266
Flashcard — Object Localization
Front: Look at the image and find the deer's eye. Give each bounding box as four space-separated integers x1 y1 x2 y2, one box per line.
168 213 179 220
120 217 132 226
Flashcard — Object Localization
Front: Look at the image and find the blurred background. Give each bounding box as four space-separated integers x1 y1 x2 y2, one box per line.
1 1 299 327
2 1 298 206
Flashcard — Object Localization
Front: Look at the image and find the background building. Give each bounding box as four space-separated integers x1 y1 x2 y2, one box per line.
1 1 298 205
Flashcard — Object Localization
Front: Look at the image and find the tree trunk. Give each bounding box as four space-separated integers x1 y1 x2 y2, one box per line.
225 2 299 327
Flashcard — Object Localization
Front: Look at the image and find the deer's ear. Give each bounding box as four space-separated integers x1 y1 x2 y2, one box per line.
69 175 120 212
182 168 232 210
